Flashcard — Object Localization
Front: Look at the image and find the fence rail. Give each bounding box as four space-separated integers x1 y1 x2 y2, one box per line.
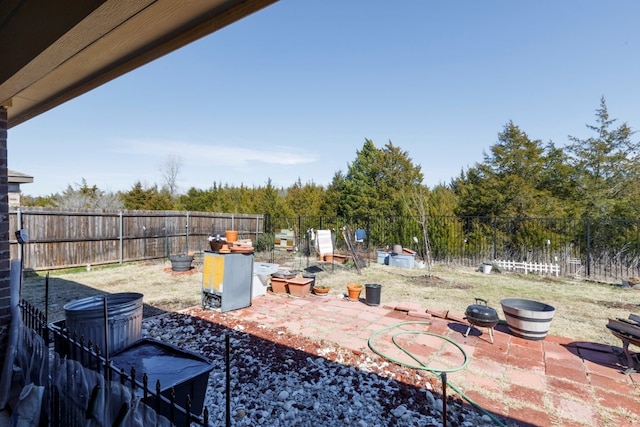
10 208 640 283
10 207 265 271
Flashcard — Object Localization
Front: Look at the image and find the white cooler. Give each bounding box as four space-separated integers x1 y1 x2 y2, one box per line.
252 262 280 298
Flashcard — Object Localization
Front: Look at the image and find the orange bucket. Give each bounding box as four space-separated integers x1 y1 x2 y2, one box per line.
225 230 239 242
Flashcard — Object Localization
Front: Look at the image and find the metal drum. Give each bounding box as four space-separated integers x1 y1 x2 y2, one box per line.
64 292 143 355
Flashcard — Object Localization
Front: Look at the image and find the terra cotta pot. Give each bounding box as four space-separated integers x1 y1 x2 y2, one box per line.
287 277 313 297
347 283 363 301
313 286 330 296
270 277 288 294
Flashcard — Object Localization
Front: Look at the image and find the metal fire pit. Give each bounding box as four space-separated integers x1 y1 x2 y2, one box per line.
464 298 499 344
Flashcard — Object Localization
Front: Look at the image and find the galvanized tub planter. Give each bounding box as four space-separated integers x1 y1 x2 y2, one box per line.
63 292 144 355
500 298 555 340
169 254 194 271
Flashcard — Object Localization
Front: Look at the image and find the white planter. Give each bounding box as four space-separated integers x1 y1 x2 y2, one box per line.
482 263 492 274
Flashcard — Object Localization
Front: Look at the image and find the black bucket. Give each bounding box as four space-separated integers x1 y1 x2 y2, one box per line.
302 273 316 291
365 283 382 306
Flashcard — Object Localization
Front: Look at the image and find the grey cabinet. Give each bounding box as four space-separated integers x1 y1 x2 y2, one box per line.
202 251 253 312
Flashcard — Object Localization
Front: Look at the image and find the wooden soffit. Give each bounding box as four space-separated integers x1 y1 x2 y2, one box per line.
0 0 278 128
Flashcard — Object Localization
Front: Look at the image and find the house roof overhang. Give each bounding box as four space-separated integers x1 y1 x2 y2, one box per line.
0 0 278 128
8 169 34 184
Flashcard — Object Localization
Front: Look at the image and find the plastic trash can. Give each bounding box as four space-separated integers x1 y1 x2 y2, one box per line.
365 284 382 306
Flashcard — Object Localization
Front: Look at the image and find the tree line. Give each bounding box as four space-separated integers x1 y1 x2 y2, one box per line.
22 97 639 223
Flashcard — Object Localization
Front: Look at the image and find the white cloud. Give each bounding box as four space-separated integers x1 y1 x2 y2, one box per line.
115 138 316 167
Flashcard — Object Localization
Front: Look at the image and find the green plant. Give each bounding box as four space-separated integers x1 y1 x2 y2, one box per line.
256 233 274 252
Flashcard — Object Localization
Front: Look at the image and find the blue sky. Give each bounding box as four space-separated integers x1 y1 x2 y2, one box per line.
9 1 640 197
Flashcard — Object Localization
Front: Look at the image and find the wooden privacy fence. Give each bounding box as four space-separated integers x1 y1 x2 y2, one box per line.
10 208 265 271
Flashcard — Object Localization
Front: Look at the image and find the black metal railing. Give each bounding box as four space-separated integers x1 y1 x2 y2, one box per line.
263 214 640 282
18 299 211 427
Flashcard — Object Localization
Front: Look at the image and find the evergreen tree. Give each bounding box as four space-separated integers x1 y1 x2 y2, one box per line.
338 139 423 220
454 122 565 218
321 171 345 218
539 142 577 217
122 181 173 210
285 178 326 217
566 96 638 218
428 184 457 217
177 186 220 212
254 179 291 217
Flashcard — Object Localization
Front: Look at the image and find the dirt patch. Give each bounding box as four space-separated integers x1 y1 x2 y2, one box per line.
409 274 472 290
593 300 640 311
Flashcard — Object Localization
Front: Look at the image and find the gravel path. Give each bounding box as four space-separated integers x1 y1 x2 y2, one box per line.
141 310 498 426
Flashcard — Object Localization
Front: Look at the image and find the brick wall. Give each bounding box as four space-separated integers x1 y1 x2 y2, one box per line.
0 107 9 371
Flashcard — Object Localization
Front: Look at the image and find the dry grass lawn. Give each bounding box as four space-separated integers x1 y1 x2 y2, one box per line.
20 253 640 348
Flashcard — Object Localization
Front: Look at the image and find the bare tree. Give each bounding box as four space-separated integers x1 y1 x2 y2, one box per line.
403 185 433 273
55 179 124 209
160 154 182 197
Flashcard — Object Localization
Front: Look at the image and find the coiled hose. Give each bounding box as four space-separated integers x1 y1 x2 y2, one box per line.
367 321 507 427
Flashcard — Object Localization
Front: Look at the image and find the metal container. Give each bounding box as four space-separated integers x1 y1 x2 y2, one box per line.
169 254 194 271
63 292 143 355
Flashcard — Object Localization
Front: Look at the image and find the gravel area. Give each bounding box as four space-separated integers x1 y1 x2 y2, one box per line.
141 309 499 427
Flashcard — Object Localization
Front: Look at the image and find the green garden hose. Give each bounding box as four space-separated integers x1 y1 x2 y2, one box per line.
368 321 507 427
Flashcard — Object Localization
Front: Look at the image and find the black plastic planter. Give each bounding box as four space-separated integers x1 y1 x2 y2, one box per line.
365 284 382 306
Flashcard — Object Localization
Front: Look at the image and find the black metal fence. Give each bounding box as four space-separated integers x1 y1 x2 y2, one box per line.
17 300 211 427
264 215 640 283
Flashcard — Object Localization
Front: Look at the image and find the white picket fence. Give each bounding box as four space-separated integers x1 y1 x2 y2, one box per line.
493 259 560 277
